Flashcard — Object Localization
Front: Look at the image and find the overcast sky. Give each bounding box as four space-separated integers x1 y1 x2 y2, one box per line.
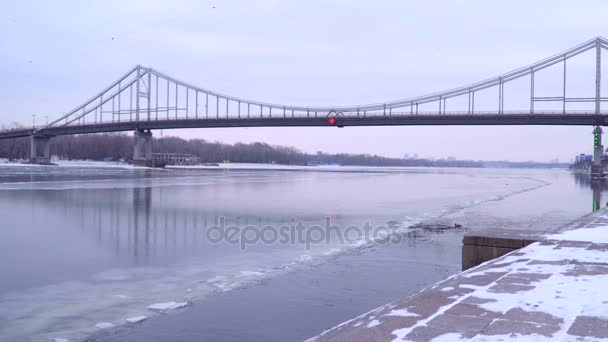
2 0 608 162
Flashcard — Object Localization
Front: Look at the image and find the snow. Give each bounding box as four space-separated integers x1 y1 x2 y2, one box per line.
383 309 420 318
0 159 148 169
147 301 189 311
94 322 114 329
238 271 264 277
513 242 608 264
367 319 381 328
126 315 148 323
323 248 341 256
168 163 416 173
546 225 608 243
466 333 574 341
430 333 464 341
206 275 227 283
385 237 608 341
473 264 608 324
350 240 367 247
296 254 313 262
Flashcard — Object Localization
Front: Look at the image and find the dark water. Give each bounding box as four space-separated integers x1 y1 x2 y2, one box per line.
0 165 600 341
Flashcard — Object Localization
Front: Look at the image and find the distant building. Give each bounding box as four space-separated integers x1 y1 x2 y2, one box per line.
572 153 593 171
152 153 199 165
575 154 592 163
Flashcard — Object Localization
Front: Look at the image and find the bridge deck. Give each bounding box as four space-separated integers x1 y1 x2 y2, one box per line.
1 113 607 140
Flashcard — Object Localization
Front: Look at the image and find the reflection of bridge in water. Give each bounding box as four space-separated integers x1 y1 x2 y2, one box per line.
3 172 600 263
572 171 608 212
2 38 608 167
51 174 608 261
54 186 328 264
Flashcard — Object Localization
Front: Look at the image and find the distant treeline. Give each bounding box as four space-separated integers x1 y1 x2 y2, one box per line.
0 133 484 167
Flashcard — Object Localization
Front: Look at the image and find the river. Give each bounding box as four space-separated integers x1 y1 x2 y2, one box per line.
0 164 599 341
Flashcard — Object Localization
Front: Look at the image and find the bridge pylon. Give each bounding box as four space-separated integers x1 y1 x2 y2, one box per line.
29 135 52 164
132 129 153 166
592 126 604 178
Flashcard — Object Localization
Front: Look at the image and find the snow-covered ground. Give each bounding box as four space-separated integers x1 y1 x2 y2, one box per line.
0 159 451 173
0 158 147 169
547 225 608 244
168 162 418 172
309 213 608 341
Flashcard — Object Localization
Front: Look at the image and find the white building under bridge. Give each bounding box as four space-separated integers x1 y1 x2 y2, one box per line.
152 153 199 165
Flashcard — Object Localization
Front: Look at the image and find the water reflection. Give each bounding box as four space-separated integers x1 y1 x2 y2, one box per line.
15 184 445 268
45 186 355 265
6 170 605 273
572 171 608 212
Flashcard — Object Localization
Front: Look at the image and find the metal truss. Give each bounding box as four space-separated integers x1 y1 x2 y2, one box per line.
2 37 608 140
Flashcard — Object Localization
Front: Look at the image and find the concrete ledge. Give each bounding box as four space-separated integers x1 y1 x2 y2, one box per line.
462 245 518 271
462 229 546 270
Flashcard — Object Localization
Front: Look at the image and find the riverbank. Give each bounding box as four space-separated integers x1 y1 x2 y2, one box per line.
0 158 569 172
310 207 608 341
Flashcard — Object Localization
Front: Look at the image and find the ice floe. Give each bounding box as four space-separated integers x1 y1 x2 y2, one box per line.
94 322 114 329
322 248 341 256
126 315 148 323
238 271 264 277
147 301 189 311
296 254 313 262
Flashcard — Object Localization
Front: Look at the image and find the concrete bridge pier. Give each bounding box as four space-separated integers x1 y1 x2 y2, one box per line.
29 135 52 164
592 126 604 178
133 129 153 166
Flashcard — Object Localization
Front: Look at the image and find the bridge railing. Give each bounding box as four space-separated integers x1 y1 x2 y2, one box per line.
12 110 608 130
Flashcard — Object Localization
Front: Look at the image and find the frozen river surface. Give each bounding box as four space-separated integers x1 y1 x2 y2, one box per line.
0 164 599 341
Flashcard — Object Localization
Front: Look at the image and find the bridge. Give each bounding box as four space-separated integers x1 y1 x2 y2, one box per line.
3 37 608 166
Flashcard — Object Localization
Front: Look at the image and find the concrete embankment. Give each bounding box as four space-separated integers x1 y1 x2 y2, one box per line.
308 209 608 341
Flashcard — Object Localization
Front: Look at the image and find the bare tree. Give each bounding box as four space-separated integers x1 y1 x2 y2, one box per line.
0 133 483 167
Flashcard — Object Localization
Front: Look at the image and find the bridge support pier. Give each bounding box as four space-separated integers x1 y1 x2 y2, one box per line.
29 135 52 164
133 129 153 166
592 126 604 178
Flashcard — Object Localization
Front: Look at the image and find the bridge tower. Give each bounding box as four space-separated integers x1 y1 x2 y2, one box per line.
133 129 153 166
29 135 52 164
592 126 604 178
